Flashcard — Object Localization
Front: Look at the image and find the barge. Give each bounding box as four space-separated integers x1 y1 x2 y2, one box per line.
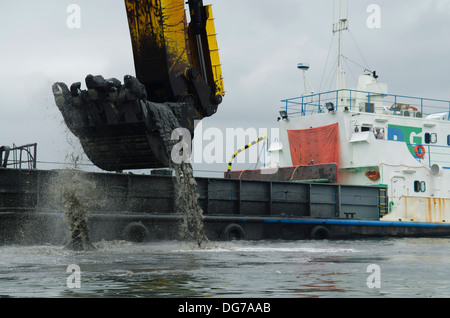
1 157 450 244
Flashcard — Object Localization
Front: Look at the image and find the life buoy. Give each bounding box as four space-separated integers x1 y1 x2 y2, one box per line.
414 145 426 158
365 170 380 181
407 106 418 112
310 225 330 240
221 223 246 241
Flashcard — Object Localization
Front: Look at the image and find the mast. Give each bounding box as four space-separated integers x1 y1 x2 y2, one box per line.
297 63 314 96
333 0 348 91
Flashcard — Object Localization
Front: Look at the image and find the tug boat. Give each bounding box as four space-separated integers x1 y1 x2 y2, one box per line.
262 1 450 227
270 77 450 225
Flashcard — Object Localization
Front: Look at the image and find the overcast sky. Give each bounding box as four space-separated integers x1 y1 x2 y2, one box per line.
1 0 450 177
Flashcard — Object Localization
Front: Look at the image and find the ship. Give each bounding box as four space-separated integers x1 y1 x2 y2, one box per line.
229 1 450 236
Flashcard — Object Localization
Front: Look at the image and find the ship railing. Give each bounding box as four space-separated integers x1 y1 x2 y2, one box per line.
406 143 450 170
0 143 37 170
281 89 450 120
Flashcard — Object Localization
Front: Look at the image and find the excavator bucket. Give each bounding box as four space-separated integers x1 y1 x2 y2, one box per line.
52 0 224 171
52 76 181 170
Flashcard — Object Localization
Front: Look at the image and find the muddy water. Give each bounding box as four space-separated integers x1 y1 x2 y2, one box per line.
3 238 450 298
59 169 96 251
46 169 99 251
147 103 209 248
172 162 209 247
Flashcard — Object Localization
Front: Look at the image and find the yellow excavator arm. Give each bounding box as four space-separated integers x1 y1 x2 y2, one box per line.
125 0 224 115
52 0 224 171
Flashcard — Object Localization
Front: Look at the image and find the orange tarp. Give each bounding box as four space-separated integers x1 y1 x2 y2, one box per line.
287 123 340 166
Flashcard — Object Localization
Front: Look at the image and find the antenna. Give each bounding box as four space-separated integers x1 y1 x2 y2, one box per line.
333 0 349 90
297 63 314 96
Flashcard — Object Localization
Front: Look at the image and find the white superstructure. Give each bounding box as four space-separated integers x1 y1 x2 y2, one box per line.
269 1 450 224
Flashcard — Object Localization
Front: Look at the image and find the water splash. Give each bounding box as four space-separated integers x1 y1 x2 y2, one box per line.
147 103 209 248
46 169 97 251
172 161 209 248
61 170 96 251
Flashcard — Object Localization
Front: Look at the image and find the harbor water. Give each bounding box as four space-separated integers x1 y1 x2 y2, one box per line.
1 237 450 298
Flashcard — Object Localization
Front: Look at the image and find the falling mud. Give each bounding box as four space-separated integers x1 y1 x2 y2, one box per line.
172 162 209 248
47 168 97 251
61 170 96 251
147 103 209 248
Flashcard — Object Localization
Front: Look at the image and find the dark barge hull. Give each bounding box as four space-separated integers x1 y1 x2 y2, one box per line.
1 168 450 244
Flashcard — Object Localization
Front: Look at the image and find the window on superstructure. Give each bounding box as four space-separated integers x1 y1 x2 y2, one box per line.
414 180 426 193
374 127 384 139
431 133 437 143
421 181 426 192
424 133 437 144
447 135 450 146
